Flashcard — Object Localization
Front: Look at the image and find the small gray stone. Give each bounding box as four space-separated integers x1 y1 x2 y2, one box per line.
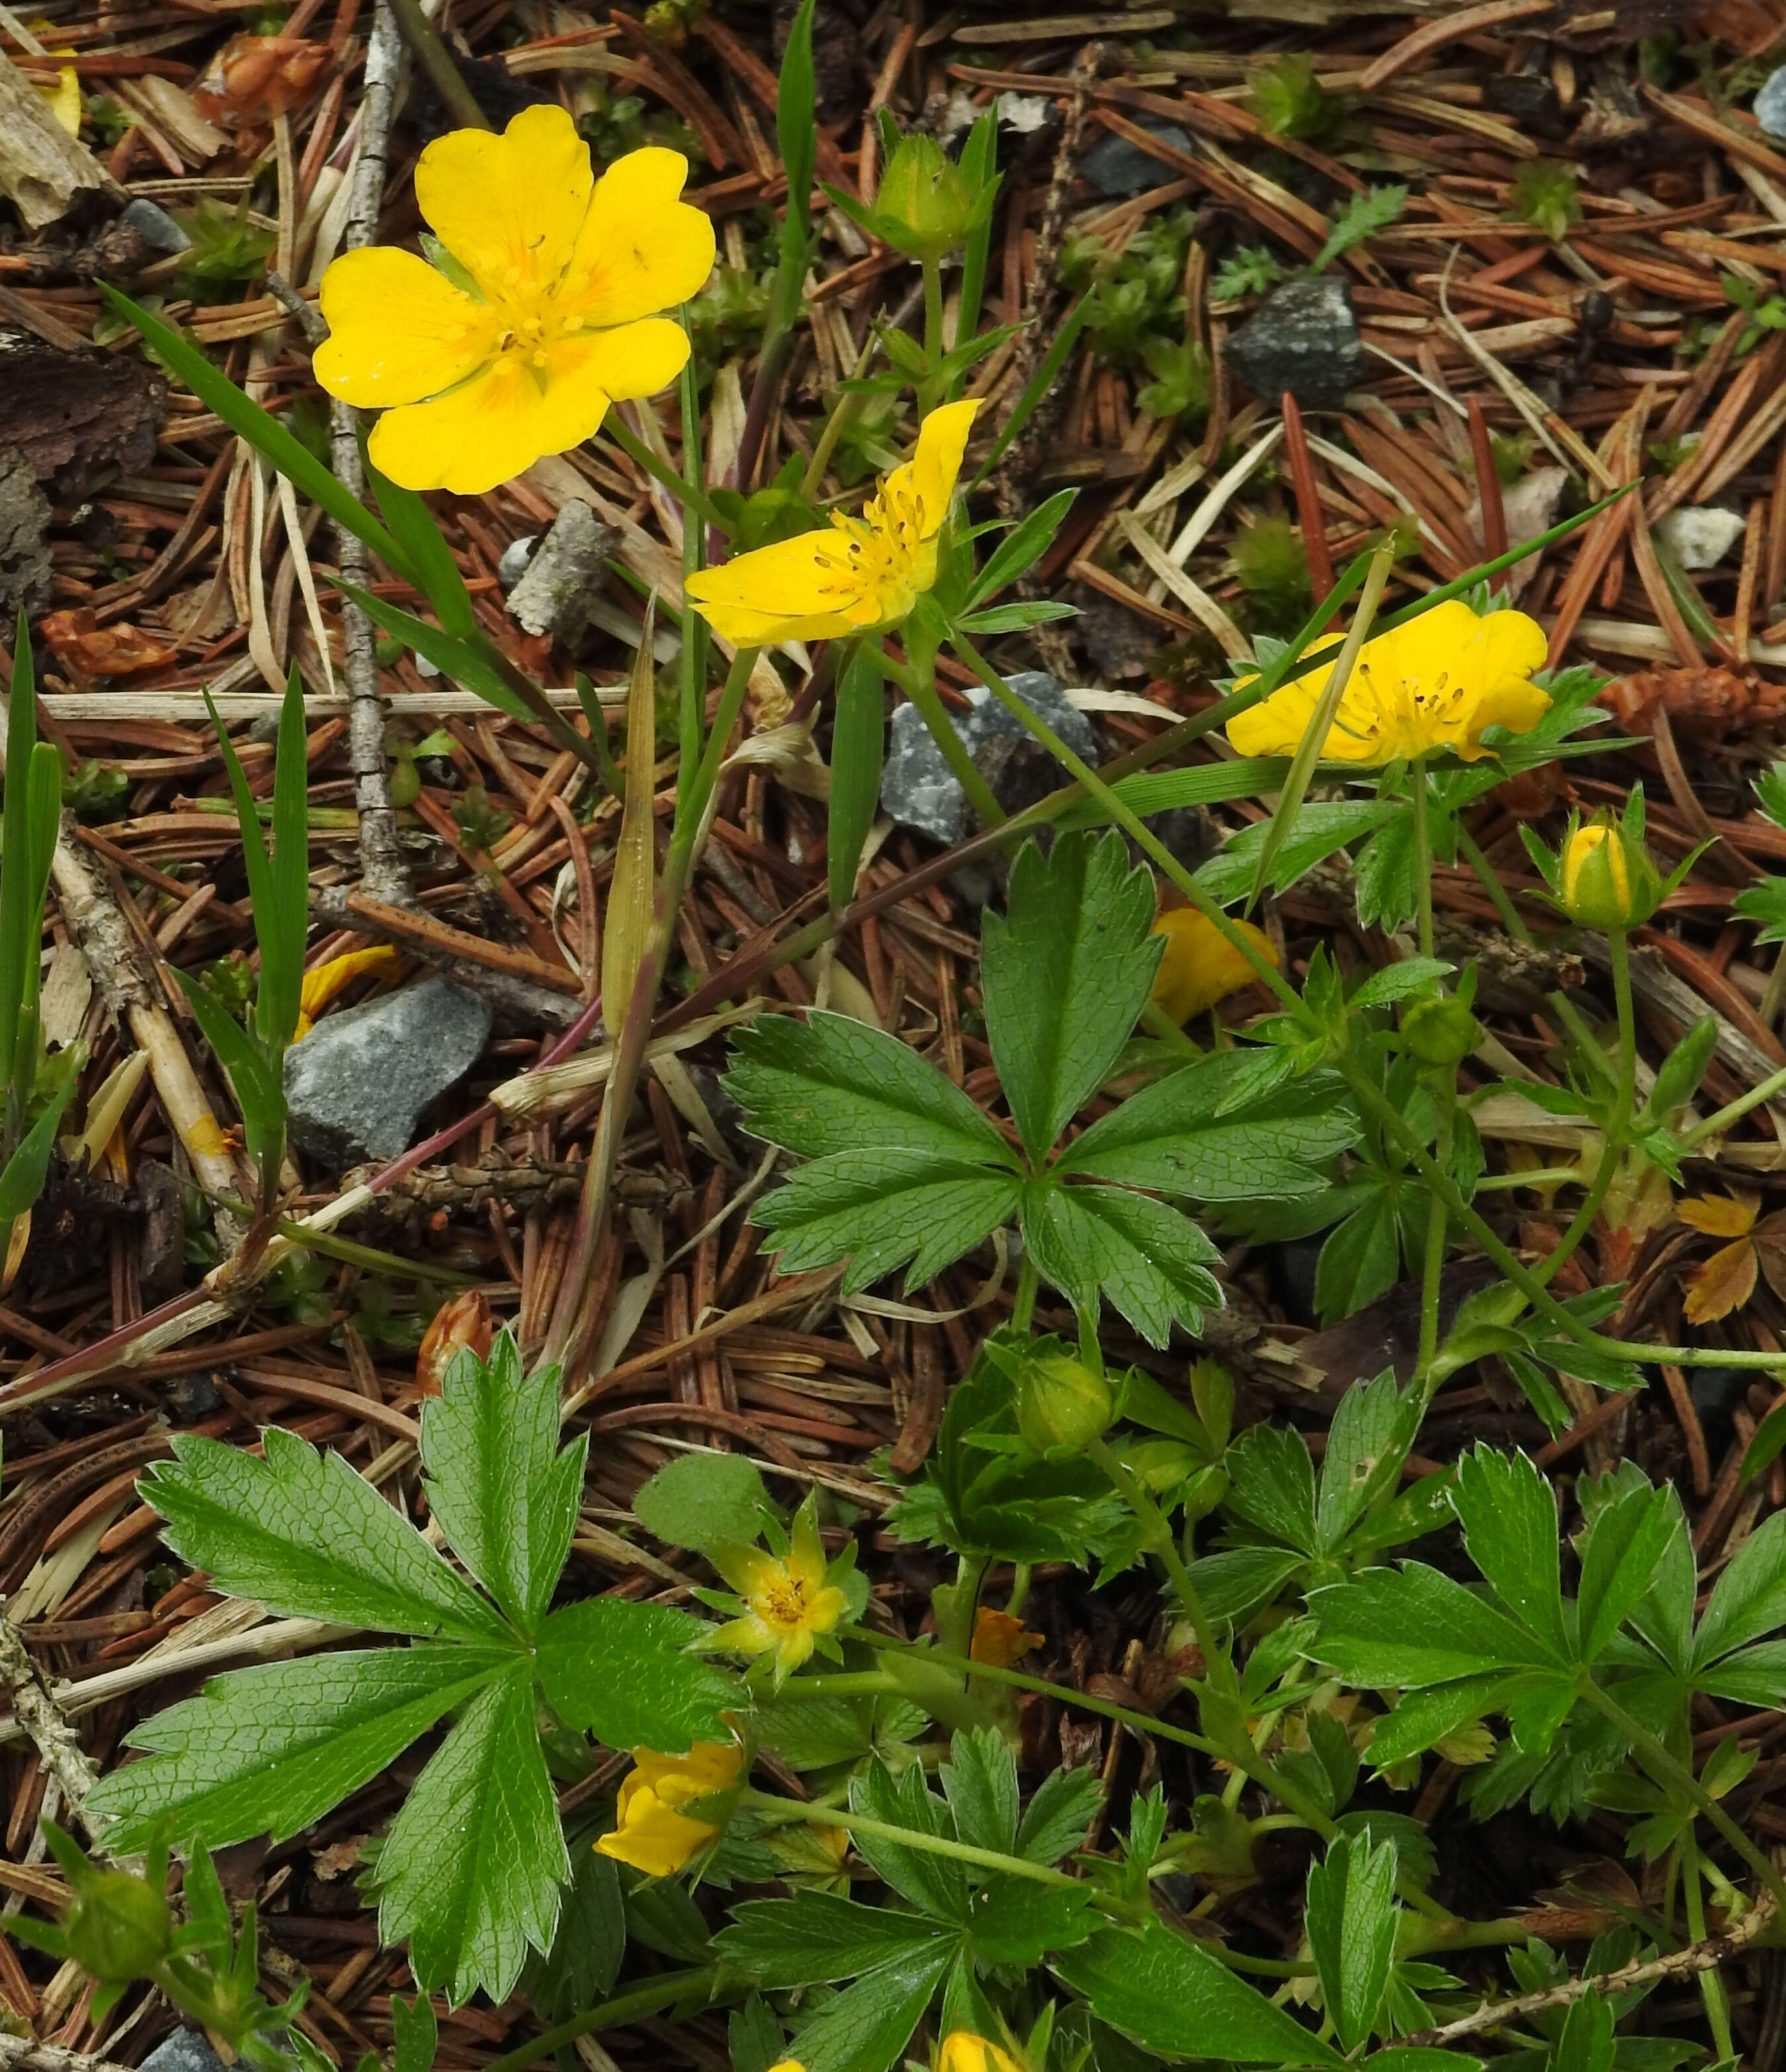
1657 503 1746 572
1758 66 1786 141
506 498 615 644
880 672 1098 846
1081 118 1192 198
285 976 492 1169
1224 276 1367 409
143 2033 229 2072
497 534 537 589
116 198 191 255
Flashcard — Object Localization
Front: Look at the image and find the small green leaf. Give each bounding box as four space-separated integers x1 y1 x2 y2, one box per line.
1309 1565 1554 1686
940 1727 1019 1855
754 1151 1022 1293
141 1428 511 1643
634 1453 775 1554
1450 1446 1568 1663
1349 958 1453 1011
421 1329 582 1635
776 1944 954 2072
391 1994 439 2072
533 1598 738 1751
1305 1834 1397 2053
982 832 1159 1163
1022 1180 1222 1345
717 1894 949 1987
963 1877 1098 1965
1575 1479 1677 1665
967 490 1077 610
83 1649 504 1850
1053 1920 1341 2065
1016 1766 1103 1864
1693 1508 1786 1666
378 1663 567 2006
848 1758 965 1921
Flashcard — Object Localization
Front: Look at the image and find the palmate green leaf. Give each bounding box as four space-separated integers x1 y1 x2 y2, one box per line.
1692 1508 1786 1667
783 1943 955 2072
753 1151 1022 1293
421 1330 582 1635
982 831 1159 1164
717 1894 950 1987
1057 1056 1356 1202
727 1011 1017 1165
1224 1424 1318 1555
377 1661 567 2006
1365 1673 1548 1770
1022 1181 1222 1345
83 1647 505 1850
1053 1920 1341 2066
1306 1834 1397 2053
141 1427 510 1642
533 1598 738 1750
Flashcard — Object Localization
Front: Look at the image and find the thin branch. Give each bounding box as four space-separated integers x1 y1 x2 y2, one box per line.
0 1610 106 1852
1399 1895 1778 2049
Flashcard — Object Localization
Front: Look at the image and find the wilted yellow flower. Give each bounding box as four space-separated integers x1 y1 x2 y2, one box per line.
595 1741 743 1877
314 106 713 494
971 1606 1045 1668
1150 909 1277 1025
38 57 81 136
293 945 400 1040
939 2036 1025 2072
684 399 978 645
711 1510 849 1678
1226 601 1549 766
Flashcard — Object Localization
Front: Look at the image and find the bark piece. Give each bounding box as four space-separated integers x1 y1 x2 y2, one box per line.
0 52 117 232
0 329 166 502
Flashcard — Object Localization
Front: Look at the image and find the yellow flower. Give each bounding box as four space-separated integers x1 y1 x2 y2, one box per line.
939 2036 1025 2072
683 399 979 645
292 945 400 1041
594 1741 743 1877
971 1607 1045 1668
1563 825 1628 911
314 107 713 495
711 1508 849 1678
1150 909 1278 1025
1226 600 1550 766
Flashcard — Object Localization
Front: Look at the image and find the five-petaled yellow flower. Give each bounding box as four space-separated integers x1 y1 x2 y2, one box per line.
1150 909 1278 1025
710 1509 849 1679
314 105 714 495
1226 600 1550 766
595 1741 743 1877
684 399 980 645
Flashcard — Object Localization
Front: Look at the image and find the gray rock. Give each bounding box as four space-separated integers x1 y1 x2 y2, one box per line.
116 197 191 254
1657 503 1746 572
1081 118 1192 197
1224 276 1367 409
1758 65 1786 141
506 498 615 644
497 534 537 589
143 2034 229 2072
880 672 1098 845
0 455 51 621
285 976 492 1169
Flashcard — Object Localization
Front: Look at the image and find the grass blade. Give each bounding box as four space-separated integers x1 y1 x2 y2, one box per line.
968 294 1092 495
603 597 659 1034
827 641 884 913
266 667 310 1055
1247 542 1395 909
0 613 37 1099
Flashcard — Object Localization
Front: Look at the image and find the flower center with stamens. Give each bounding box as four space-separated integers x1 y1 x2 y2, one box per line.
757 1570 813 1633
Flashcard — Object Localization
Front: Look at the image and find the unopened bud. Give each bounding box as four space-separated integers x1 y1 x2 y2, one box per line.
1400 994 1483 1069
870 133 992 260
417 1287 493 1399
64 1870 172 1983
1014 1348 1112 1454
1561 818 1661 931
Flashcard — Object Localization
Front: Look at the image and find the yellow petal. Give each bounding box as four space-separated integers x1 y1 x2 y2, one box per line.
367 351 592 494
971 1606 1045 1667
568 146 716 328
594 1785 714 1877
882 397 980 539
415 102 593 297
1149 909 1277 1023
295 945 400 1040
314 246 495 408
938 2037 1025 2072
573 313 691 401
40 64 80 136
787 1508 829 1591
684 528 868 645
1679 1192 1760 1238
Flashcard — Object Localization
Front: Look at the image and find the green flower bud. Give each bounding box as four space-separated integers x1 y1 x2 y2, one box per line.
872 133 984 260
1400 993 1483 1069
1126 1437 1198 1494
64 1870 172 1984
1014 1347 1113 1454
1561 817 1662 931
